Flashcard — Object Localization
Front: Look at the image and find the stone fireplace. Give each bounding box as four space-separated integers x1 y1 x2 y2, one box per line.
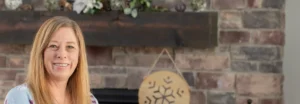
0 0 285 104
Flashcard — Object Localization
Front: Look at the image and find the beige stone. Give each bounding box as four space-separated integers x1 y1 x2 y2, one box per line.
236 73 283 96
176 54 229 70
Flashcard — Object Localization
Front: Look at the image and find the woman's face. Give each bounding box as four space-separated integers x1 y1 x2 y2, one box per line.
44 27 79 81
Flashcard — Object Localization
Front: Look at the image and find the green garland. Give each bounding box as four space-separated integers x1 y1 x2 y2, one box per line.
123 0 152 18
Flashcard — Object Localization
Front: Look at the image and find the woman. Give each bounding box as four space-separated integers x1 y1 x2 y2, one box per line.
4 16 98 104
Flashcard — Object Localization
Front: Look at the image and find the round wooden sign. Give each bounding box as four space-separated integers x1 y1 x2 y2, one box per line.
139 70 190 104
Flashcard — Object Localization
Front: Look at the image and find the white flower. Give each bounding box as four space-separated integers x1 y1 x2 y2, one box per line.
94 1 103 9
86 0 94 8
83 6 91 13
73 0 87 14
73 0 103 14
84 0 93 13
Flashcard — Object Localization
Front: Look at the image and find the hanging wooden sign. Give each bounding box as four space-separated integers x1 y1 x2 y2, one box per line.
138 49 190 104
139 70 190 104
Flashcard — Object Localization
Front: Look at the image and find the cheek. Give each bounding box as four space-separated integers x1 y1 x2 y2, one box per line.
43 51 53 63
43 51 55 72
70 52 79 67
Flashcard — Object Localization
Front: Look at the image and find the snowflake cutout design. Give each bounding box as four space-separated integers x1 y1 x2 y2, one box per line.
143 76 185 104
139 71 190 104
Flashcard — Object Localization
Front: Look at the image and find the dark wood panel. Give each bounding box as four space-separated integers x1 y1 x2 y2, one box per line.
0 11 213 28
0 27 210 48
0 11 218 49
0 11 115 31
118 12 212 29
0 11 117 22
178 28 210 48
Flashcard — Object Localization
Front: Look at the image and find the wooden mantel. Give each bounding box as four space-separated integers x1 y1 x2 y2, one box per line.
0 11 218 49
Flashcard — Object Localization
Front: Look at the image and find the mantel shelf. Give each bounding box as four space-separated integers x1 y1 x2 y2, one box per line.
0 11 218 49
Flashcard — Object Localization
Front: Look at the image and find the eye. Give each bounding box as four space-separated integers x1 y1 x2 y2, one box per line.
49 44 58 48
67 45 75 49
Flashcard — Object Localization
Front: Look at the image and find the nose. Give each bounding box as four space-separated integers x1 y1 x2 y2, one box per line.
56 48 67 59
57 55 66 59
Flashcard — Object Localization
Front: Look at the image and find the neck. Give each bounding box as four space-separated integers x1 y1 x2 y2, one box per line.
48 79 68 93
48 77 69 103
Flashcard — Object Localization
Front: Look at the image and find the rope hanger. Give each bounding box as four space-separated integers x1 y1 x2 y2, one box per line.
146 48 184 78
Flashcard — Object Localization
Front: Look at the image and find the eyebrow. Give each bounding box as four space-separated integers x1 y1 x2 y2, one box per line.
66 42 76 44
49 41 76 44
49 41 58 43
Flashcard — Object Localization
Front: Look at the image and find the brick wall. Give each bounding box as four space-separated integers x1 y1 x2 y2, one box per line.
0 0 285 104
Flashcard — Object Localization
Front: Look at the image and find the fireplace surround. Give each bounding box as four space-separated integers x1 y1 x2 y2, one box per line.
0 0 285 103
91 88 138 104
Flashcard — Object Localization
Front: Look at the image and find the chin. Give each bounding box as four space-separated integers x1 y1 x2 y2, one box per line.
51 73 72 80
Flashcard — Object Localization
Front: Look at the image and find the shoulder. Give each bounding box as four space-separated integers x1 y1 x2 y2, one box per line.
90 93 99 104
6 84 30 97
4 84 32 104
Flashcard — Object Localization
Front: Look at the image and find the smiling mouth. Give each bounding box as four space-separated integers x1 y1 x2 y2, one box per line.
53 63 70 67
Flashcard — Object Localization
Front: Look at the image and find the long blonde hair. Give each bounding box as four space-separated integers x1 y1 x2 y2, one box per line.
26 16 91 104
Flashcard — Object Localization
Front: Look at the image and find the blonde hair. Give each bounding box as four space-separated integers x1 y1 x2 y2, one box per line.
26 16 91 104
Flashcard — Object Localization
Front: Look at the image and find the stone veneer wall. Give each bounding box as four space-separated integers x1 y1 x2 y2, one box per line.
0 0 285 104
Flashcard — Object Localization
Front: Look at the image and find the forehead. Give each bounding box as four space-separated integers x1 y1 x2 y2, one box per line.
50 27 78 43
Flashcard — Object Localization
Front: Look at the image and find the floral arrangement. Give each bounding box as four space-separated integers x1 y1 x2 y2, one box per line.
50 0 207 18
73 0 103 14
72 0 169 18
